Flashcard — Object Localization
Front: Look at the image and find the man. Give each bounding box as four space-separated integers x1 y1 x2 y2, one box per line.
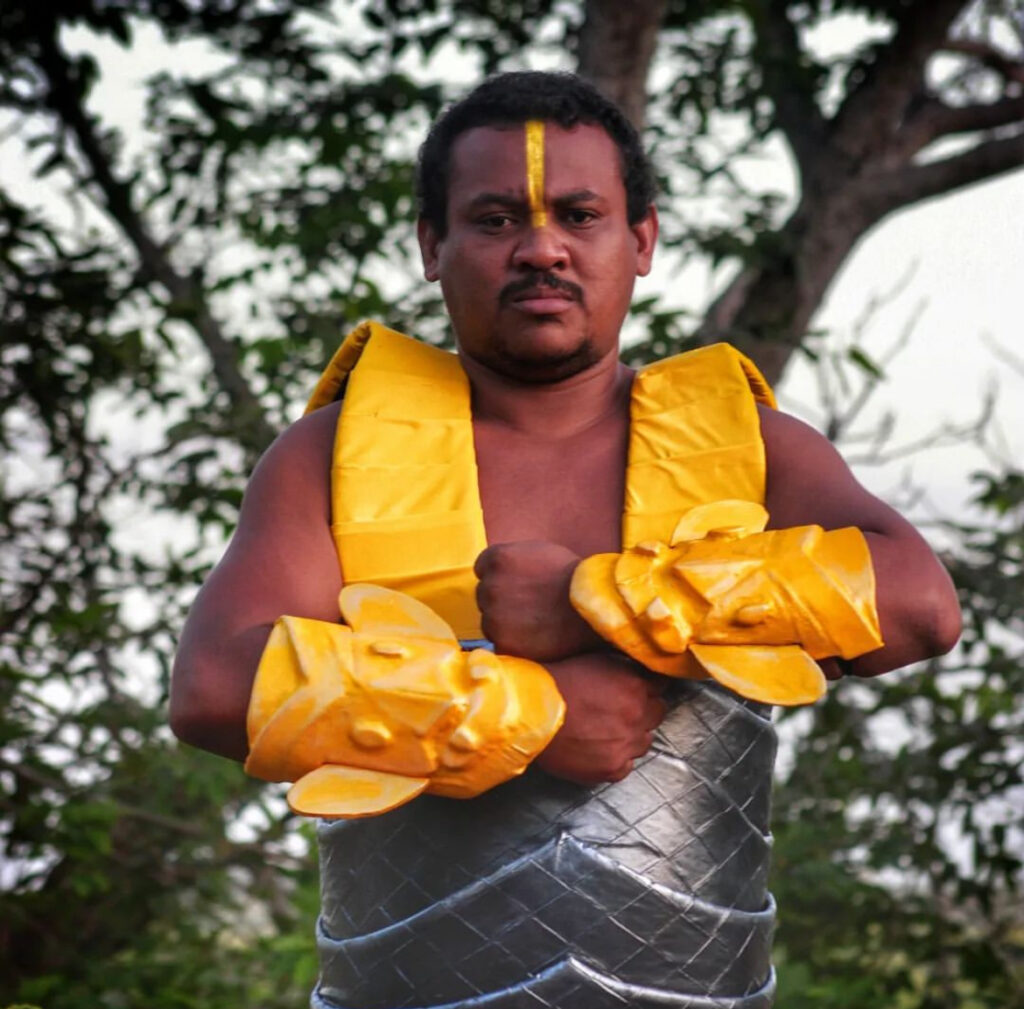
171 72 961 1008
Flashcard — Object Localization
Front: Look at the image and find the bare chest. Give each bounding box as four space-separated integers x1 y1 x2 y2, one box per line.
473 418 629 557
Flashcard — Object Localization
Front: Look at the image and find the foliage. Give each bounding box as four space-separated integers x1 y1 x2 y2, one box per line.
1 1 1021 1007
771 468 1024 1007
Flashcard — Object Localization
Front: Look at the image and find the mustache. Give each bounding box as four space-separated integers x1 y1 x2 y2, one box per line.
499 272 584 306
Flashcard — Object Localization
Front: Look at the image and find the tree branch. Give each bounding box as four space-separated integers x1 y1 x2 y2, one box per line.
576 0 668 129
937 91 1024 136
942 38 1024 86
694 266 760 343
34 32 276 455
746 0 828 175
921 94 1024 139
889 94 1024 165
870 129 1024 214
831 0 967 161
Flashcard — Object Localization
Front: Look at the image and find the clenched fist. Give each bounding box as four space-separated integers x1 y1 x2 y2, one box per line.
474 541 604 661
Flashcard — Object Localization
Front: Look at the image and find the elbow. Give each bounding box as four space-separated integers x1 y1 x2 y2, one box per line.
859 555 962 677
168 672 203 748
169 654 251 763
168 662 211 749
910 564 962 662
927 583 963 659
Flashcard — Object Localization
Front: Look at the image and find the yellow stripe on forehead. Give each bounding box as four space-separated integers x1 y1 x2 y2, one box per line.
524 120 548 228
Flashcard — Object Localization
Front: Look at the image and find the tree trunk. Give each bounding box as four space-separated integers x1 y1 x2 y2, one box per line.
576 0 667 130
692 1 1024 385
696 190 874 386
577 0 1024 385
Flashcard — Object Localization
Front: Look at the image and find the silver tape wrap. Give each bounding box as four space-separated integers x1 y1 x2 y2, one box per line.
313 681 778 1009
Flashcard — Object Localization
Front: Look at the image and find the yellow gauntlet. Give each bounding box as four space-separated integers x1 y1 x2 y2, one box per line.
244 585 565 819
570 500 883 706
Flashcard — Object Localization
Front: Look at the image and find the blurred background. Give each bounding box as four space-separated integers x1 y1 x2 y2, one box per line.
1 2 1021 1007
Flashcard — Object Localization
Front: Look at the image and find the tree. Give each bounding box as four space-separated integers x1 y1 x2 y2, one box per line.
1 2 1021 1006
579 0 1024 383
769 467 1024 1008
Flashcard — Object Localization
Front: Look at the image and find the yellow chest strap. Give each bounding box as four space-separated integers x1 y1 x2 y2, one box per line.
306 321 776 639
623 342 776 546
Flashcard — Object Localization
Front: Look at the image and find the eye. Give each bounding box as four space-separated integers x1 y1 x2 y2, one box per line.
563 207 598 227
477 212 518 232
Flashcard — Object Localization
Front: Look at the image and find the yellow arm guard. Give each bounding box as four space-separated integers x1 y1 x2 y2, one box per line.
570 500 884 706
244 585 565 819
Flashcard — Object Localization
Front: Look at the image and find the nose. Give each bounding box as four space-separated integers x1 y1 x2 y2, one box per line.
510 223 568 272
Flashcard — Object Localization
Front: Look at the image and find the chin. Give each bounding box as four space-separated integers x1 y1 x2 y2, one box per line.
494 342 600 384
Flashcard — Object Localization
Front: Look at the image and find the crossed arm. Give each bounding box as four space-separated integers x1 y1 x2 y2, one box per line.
170 398 664 780
472 406 962 780
171 402 960 781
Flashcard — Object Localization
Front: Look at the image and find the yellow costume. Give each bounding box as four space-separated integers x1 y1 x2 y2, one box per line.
306 320 778 638
274 320 881 1009
570 500 882 704
248 322 881 819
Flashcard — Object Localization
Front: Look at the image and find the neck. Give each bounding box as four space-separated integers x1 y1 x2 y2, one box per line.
459 348 634 438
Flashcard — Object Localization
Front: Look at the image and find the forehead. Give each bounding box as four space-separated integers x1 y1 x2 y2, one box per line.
446 122 625 203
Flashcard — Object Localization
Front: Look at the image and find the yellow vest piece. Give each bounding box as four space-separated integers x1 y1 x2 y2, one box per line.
623 344 775 546
307 322 488 638
306 322 775 640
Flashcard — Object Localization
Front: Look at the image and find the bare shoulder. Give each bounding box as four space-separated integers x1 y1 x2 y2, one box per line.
757 404 904 533
207 399 344 622
233 400 342 541
757 404 850 479
263 398 342 468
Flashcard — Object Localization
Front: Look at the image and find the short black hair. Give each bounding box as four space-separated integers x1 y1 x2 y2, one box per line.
416 71 657 236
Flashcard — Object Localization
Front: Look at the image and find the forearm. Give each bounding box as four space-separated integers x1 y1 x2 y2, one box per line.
533 651 667 785
170 615 274 763
241 586 567 817
845 530 961 677
758 406 963 678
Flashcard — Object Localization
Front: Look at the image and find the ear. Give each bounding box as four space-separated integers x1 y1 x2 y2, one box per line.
417 217 441 282
632 204 658 278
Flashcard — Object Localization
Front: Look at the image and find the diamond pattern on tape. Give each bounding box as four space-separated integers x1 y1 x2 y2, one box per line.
316 681 778 1008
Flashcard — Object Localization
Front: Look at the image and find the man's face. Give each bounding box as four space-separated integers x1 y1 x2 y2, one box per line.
418 121 657 382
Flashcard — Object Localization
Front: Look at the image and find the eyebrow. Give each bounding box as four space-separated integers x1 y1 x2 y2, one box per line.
466 193 526 212
465 189 605 211
552 189 602 206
